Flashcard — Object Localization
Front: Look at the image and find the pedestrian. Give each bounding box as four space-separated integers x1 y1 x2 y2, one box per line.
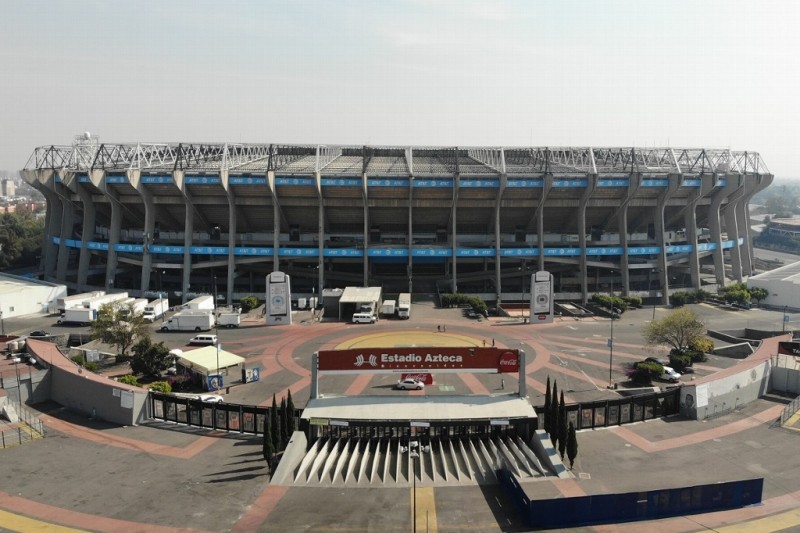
443 325 446 332
483 339 486 347
437 325 441 332
492 338 495 347
501 378 505 390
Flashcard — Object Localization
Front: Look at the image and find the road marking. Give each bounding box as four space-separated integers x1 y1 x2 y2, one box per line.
411 486 437 533
708 507 800 532
0 509 88 532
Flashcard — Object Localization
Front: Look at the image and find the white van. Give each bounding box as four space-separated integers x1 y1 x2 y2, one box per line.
352 313 376 324
189 334 218 345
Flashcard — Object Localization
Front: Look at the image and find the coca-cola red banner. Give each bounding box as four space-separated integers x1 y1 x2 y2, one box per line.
400 372 434 385
317 347 520 374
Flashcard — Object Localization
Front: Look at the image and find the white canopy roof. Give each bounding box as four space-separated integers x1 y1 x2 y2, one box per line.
177 346 245 376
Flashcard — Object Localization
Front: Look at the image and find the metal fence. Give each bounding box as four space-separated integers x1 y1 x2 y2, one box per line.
780 394 800 427
536 388 681 431
0 400 45 449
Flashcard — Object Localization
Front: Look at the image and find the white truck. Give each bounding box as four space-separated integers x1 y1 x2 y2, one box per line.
182 295 215 311
160 311 215 332
120 298 148 319
58 307 96 326
397 293 411 319
217 309 241 328
54 291 106 314
380 300 396 318
143 298 169 322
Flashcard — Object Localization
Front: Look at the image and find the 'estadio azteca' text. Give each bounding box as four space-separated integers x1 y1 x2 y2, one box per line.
381 353 463 363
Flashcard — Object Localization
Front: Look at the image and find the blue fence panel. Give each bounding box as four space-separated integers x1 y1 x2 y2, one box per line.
141 175 173 184
506 178 544 188
229 176 266 185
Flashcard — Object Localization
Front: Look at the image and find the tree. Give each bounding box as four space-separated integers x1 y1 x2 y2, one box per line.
270 394 280 452
558 390 567 460
89 300 150 358
642 307 706 354
0 212 44 269
286 389 296 436
543 376 552 435
263 414 275 472
549 381 559 449
279 396 288 447
240 295 260 313
130 336 172 376
749 287 768 305
566 421 578 469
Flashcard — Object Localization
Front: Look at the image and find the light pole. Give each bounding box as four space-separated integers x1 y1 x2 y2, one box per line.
410 440 418 533
608 313 616 388
783 305 788 334
519 262 527 322
0 308 5 337
213 274 221 393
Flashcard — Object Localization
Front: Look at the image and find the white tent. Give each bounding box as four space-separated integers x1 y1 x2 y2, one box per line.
176 345 245 376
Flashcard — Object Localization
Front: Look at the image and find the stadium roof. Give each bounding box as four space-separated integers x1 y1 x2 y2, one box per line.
25 141 771 177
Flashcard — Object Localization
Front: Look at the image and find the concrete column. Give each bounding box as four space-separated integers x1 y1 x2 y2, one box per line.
722 178 745 282
175 171 193 303
451 176 459 294
55 181 76 282
738 173 773 276
494 173 506 303
95 170 122 291
579 174 597 303
268 170 279 273
655 174 681 304
708 175 738 288
684 190 702 290
132 170 154 293
618 208 629 296
361 172 369 287
224 170 236 306
75 182 96 288
23 170 58 279
537 175 553 272
409 175 414 295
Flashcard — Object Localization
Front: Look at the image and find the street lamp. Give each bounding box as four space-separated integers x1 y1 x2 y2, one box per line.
783 305 789 334
213 274 221 393
519 263 527 322
608 313 616 388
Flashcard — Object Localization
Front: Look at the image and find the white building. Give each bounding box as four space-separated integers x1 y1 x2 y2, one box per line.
748 261 800 311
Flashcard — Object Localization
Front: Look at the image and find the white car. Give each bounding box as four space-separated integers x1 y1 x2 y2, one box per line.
194 394 224 403
396 379 424 390
659 366 682 383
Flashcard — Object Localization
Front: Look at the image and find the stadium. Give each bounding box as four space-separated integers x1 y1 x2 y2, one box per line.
22 135 772 305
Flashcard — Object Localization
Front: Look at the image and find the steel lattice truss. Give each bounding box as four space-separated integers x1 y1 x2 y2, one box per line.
24 142 771 176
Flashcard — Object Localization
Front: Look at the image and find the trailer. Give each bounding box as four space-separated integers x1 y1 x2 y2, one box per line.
397 293 411 319
58 307 96 326
160 311 215 332
143 298 169 322
217 310 241 328
54 291 106 313
380 300 397 318
182 295 215 311
120 298 148 319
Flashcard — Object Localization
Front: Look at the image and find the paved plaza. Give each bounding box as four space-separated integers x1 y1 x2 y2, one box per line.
0 302 799 532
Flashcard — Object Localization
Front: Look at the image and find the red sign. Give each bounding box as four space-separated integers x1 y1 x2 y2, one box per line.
778 342 800 356
401 373 433 385
538 314 547 321
317 347 520 374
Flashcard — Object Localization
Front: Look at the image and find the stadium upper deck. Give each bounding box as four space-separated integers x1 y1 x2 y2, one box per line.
23 138 772 305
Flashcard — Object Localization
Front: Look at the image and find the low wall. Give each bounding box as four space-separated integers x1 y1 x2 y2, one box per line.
707 329 760 347
713 343 755 359
680 361 771 420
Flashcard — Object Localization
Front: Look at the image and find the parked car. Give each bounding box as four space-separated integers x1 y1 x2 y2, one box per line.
659 366 682 383
29 330 49 337
395 379 425 390
645 357 667 366
188 334 218 346
194 394 224 403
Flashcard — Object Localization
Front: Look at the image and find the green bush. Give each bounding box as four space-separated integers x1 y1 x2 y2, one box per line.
240 295 261 313
591 294 628 312
628 361 661 384
441 294 488 315
148 381 172 394
84 361 99 372
688 350 708 363
670 291 690 307
71 354 86 365
117 375 141 387
689 337 714 354
623 296 643 308
668 353 693 372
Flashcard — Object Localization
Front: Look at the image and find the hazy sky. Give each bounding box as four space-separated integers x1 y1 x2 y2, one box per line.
2 0 799 177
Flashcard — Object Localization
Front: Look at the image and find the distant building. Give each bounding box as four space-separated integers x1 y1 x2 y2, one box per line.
2 178 15 198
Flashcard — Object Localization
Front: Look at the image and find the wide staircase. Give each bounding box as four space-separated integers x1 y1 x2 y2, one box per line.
290 434 552 487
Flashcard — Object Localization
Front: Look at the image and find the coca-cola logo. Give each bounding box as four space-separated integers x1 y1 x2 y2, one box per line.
498 352 518 372
404 373 427 381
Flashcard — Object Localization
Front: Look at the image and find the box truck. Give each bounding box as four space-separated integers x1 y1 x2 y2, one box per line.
397 293 411 319
181 295 215 311
380 300 396 318
58 307 96 326
120 298 149 319
160 311 215 332
54 291 106 314
143 298 169 322
217 310 241 328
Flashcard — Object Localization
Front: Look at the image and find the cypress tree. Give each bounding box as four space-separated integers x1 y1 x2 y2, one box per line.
279 396 288 447
270 393 280 452
286 389 296 435
567 421 578 470
263 414 275 472
543 376 551 435
549 381 559 448
558 390 567 459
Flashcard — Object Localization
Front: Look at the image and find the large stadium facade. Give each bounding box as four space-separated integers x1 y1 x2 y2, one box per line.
22 137 772 306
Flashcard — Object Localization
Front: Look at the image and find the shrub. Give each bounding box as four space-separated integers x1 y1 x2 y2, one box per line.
84 361 99 373
689 337 714 354
240 295 261 313
668 353 693 372
591 294 627 313
148 381 172 394
689 350 708 363
71 354 86 366
441 294 488 315
117 375 141 387
623 296 643 308
670 291 690 307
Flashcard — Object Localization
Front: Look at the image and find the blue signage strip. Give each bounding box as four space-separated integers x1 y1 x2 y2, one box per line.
457 248 496 257
500 248 539 257
185 175 221 185
77 174 89 183
87 241 109 251
641 179 670 187
321 178 362 187
106 175 127 184
506 178 544 188
596 179 629 188
412 248 451 257
233 247 274 256
190 246 229 255
149 245 185 255
459 180 500 188
413 179 453 188
368 179 410 187
666 244 692 254
369 248 409 257
114 243 145 253
141 175 173 184
682 178 702 187
324 248 364 257
229 176 266 186
552 179 588 188
717 178 728 187
275 177 315 186
278 248 318 257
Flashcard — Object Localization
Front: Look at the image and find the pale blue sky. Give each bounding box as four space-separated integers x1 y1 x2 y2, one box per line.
1 0 798 177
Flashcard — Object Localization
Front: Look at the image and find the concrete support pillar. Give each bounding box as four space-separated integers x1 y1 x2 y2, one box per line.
24 170 58 279
722 180 744 282
738 174 773 276
618 208 629 296
225 171 236 306
96 170 122 291
132 170 154 293
268 170 280 273
655 174 680 304
409 176 415 295
451 176 459 294
684 195 700 290
75 183 96 288
494 173 506 303
536 175 553 273
708 176 737 288
55 187 75 282
175 171 193 303
579 174 596 303
361 173 369 287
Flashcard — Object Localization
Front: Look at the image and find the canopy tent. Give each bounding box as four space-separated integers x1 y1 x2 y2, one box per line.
176 346 245 376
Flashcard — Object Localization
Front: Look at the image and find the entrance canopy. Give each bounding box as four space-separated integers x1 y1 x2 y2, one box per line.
177 346 245 376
